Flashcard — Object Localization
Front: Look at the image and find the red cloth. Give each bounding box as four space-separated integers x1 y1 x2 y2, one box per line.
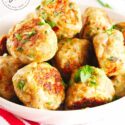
0 108 40 125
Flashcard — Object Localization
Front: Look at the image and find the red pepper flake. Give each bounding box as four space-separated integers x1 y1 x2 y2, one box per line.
52 26 59 32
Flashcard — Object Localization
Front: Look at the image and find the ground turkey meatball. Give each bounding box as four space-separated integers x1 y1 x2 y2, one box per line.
12 62 65 110
81 7 113 40
54 38 90 80
66 65 115 109
0 56 23 99
7 14 58 64
111 73 125 97
93 29 125 77
36 0 82 39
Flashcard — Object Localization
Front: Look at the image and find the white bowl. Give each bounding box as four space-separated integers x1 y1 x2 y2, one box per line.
0 4 125 125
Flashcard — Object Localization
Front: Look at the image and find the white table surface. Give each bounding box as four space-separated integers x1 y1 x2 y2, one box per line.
0 0 125 125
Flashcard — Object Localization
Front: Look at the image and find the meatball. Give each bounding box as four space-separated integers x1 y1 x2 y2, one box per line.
111 73 125 97
81 7 113 40
66 65 115 109
12 62 65 110
0 56 23 99
0 35 8 55
36 0 82 39
115 22 125 41
54 38 90 80
93 29 125 77
7 14 58 64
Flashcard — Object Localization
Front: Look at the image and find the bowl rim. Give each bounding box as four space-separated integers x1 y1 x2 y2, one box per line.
0 96 125 113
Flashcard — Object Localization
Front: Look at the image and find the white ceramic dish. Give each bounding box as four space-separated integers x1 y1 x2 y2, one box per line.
1 4 125 125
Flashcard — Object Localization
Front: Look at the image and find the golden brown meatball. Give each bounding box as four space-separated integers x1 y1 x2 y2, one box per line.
54 38 90 80
93 29 125 77
111 73 125 97
36 0 82 39
7 14 58 64
66 65 115 109
81 7 113 40
12 62 65 110
0 56 23 99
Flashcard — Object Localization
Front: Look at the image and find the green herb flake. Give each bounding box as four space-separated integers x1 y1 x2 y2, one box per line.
43 0 55 5
97 0 112 9
17 80 25 90
38 21 45 26
46 102 52 105
15 34 22 41
27 29 37 38
36 5 41 10
74 69 81 83
80 65 94 82
80 70 91 83
74 65 94 83
45 30 48 34
46 20 56 28
17 47 23 52
105 25 115 35
22 39 28 44
28 54 34 59
69 3 73 8
90 81 97 86
41 12 47 20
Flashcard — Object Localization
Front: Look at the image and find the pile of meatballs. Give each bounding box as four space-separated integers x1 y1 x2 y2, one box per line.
1 0 125 110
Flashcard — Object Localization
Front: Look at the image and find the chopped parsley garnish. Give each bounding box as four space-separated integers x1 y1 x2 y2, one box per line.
17 80 25 90
46 102 52 105
105 25 115 35
90 81 97 86
15 34 22 41
17 47 23 52
97 0 112 9
43 0 55 5
41 12 47 20
45 30 48 34
74 65 94 83
27 29 37 38
36 5 41 10
69 3 73 8
46 20 56 28
22 39 28 44
38 21 45 26
28 54 34 58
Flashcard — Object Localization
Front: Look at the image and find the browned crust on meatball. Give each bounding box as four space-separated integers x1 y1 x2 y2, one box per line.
66 97 106 110
34 66 64 95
